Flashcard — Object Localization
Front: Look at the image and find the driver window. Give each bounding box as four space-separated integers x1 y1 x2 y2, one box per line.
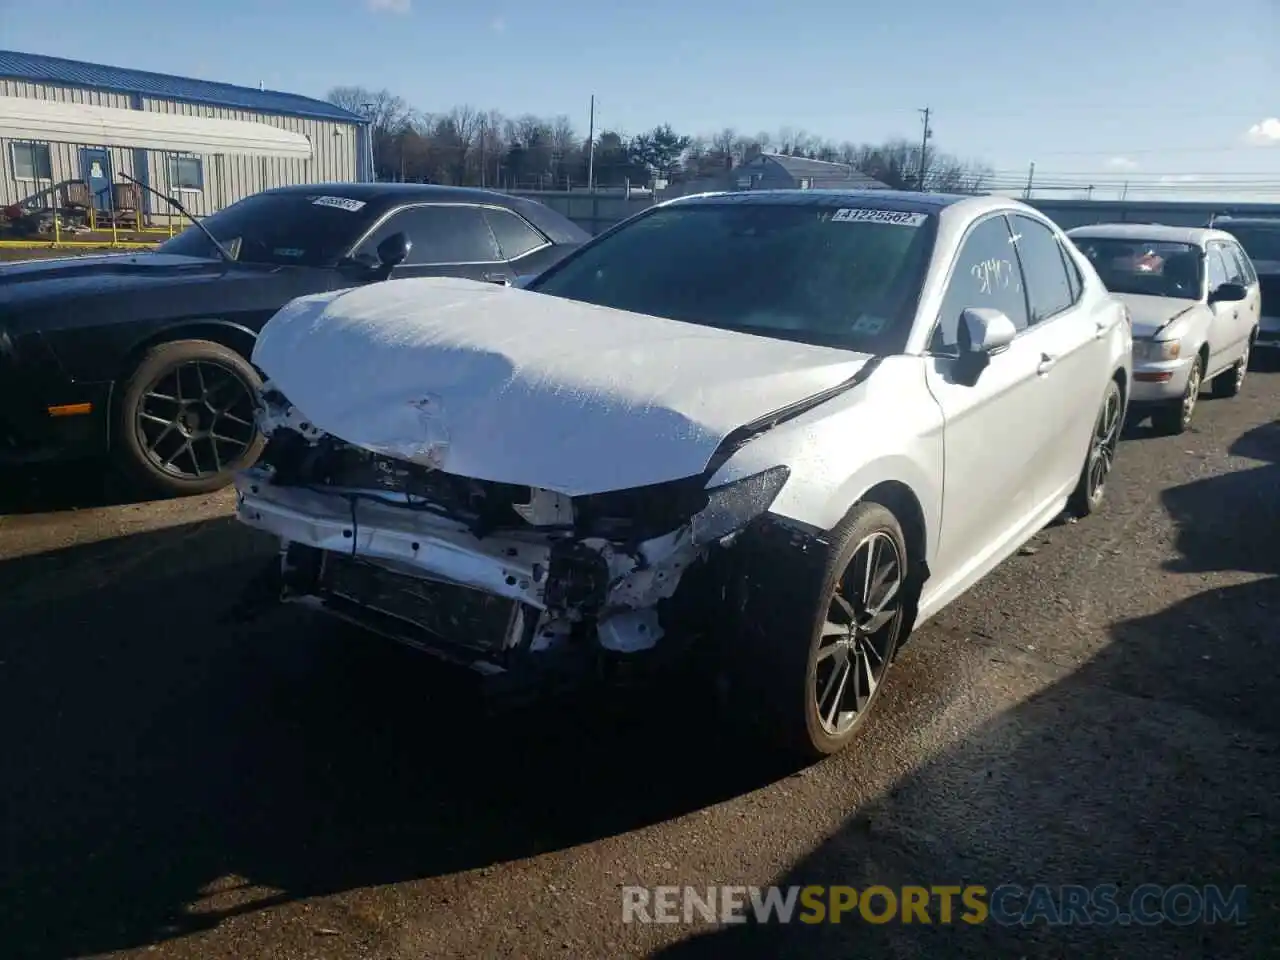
1217 242 1247 285
1206 245 1230 292
932 215 1029 352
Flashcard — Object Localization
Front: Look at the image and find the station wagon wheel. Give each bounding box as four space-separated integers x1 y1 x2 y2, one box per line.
114 339 266 497
1152 354 1202 435
812 530 904 738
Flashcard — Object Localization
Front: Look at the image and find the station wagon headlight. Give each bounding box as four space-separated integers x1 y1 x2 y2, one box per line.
691 466 791 545
1137 338 1181 362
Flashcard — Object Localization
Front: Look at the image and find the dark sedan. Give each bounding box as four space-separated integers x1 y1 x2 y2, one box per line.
0 183 589 495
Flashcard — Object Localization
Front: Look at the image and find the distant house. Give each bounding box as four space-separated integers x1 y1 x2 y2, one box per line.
678 152 890 196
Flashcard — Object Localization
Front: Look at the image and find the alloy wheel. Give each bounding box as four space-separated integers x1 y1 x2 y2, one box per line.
1182 360 1202 427
812 531 904 737
1088 386 1122 501
135 359 259 479
1237 345 1250 390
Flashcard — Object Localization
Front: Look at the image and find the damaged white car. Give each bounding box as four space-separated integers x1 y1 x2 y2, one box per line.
233 190 1132 760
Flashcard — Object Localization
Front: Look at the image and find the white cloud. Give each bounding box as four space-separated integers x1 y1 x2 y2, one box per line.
367 0 410 13
1245 118 1280 145
1106 156 1138 171
1158 174 1200 185
489 15 506 31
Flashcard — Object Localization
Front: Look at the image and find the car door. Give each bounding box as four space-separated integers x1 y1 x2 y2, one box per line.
923 213 1061 584
1220 238 1259 357
1203 243 1240 375
1008 213 1110 500
351 203 514 284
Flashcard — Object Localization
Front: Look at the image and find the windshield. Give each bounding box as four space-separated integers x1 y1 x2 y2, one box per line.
526 203 937 353
1222 225 1280 263
1070 237 1203 299
156 192 378 267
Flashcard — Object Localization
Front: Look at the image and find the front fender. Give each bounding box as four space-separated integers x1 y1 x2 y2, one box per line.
705 356 945 563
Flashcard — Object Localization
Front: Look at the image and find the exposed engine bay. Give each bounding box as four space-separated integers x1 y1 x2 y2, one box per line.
233 384 791 685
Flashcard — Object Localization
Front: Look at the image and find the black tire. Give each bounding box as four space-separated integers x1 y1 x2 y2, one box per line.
726 501 911 762
1151 353 1202 436
1067 378 1123 518
113 339 265 497
1211 336 1252 399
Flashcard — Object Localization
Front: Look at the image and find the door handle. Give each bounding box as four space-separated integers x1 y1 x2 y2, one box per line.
1037 353 1057 375
482 272 511 286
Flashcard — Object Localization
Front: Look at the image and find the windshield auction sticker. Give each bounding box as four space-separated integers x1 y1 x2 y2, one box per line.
311 196 367 212
830 208 927 226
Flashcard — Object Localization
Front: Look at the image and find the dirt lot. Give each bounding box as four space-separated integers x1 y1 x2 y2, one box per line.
1 371 1277 959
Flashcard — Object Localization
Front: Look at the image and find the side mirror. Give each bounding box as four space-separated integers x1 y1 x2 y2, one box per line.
374 232 411 278
959 307 1018 355
953 307 1018 385
1209 281 1246 304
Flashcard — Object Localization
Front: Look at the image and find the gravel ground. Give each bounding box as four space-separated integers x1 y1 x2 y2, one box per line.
1 368 1277 960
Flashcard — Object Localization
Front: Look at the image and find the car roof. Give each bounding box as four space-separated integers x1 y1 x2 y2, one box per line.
664 188 971 213
258 182 590 244
1066 222 1230 247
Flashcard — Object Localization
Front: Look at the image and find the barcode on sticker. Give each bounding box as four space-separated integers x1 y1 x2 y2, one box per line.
312 196 366 212
830 208 927 226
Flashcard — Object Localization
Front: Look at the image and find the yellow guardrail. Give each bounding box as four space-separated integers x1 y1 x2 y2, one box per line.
0 239 160 249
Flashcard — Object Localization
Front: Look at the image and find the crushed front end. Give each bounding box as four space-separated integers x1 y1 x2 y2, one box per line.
233 385 789 696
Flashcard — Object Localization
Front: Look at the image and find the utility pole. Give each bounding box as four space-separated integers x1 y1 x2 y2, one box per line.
587 95 596 192
1022 161 1036 199
360 102 376 181
917 107 931 191
1120 181 1129 201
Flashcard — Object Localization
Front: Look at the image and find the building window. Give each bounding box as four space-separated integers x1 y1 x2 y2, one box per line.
12 142 53 180
169 155 204 191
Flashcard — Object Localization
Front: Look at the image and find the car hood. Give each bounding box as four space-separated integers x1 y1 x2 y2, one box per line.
1114 293 1200 339
0 252 235 303
252 277 873 496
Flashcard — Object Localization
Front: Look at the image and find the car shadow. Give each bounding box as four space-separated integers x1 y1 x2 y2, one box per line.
0 517 792 960
653 425 1280 957
0 460 149 515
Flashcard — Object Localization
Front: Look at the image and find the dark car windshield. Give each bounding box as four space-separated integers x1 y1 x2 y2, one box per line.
526 202 937 353
156 192 378 267
1070 237 1203 299
1222 225 1280 263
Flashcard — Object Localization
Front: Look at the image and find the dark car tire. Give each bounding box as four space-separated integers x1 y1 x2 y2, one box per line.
1211 336 1251 399
1067 378 1123 518
1151 354 1202 436
726 501 912 763
113 339 265 498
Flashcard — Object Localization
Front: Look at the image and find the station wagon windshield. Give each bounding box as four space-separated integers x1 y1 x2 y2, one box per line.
527 203 938 353
1071 237 1203 299
157 193 378 267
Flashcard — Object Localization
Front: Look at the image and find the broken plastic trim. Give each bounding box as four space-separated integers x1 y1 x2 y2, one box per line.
690 465 790 545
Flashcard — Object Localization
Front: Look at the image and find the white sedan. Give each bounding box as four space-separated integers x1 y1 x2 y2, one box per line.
233 190 1132 761
1067 223 1258 434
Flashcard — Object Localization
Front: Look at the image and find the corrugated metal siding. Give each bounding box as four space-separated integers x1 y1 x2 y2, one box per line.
0 82 360 215
0 80 137 206
141 98 359 216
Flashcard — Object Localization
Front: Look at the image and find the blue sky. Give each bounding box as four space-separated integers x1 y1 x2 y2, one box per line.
3 0 1279 199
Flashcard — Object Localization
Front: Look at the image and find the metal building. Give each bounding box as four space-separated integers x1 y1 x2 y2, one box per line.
0 50 371 224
